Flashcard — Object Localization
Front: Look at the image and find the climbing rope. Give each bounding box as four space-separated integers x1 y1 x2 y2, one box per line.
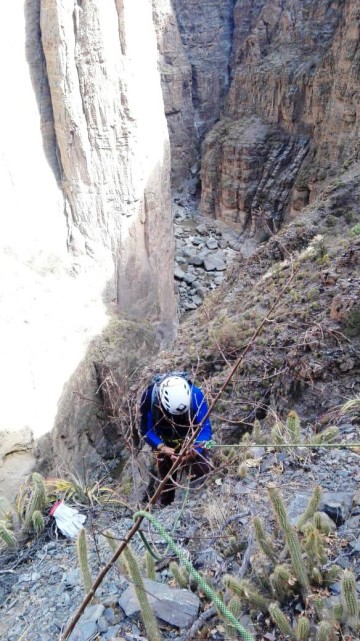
205 441 360 449
134 510 256 641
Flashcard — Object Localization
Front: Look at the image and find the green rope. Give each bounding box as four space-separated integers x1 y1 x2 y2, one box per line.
205 442 360 449
134 511 256 641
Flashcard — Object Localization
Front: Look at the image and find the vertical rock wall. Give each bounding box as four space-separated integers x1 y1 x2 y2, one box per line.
41 0 175 322
152 0 197 187
153 0 236 186
199 0 360 233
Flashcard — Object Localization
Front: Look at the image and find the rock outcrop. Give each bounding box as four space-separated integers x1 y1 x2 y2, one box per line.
199 0 360 233
153 0 236 186
152 0 197 187
41 0 175 322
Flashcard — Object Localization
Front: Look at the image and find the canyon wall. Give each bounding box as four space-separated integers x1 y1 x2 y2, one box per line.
0 0 175 500
156 0 358 235
153 0 236 186
199 0 360 233
41 0 175 321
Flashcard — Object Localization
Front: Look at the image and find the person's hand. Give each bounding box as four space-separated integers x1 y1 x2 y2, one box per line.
180 448 198 462
158 445 177 459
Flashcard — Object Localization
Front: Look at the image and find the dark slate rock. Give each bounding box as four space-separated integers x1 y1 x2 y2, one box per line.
287 491 354 525
196 224 208 235
183 272 197 285
188 255 204 266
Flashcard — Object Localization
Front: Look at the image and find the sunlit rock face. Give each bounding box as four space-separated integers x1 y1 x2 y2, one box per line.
200 0 360 233
41 0 175 321
0 0 175 500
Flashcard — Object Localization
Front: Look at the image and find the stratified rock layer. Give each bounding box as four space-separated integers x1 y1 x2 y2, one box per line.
199 0 360 233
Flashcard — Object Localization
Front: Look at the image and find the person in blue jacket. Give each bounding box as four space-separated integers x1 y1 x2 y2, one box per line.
140 373 212 505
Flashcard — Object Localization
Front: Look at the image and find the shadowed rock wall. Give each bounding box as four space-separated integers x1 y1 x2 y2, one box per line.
196 0 360 233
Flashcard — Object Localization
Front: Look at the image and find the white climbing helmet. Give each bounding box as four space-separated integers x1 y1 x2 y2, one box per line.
159 376 191 415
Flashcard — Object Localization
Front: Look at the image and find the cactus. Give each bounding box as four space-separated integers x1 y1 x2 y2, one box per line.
104 530 128 577
253 419 262 444
146 551 156 581
22 474 47 531
311 427 339 446
269 603 297 640
286 410 301 443
341 569 359 629
271 423 285 446
310 567 323 586
313 597 325 620
122 545 161 641
224 576 270 612
0 521 17 548
268 488 309 595
313 511 335 535
315 621 335 641
304 525 327 566
296 615 310 640
169 562 189 589
331 603 343 623
31 473 47 511
31 510 45 535
324 565 341 584
76 528 93 595
225 596 243 639
270 564 294 602
238 464 248 479
297 486 321 529
253 517 277 563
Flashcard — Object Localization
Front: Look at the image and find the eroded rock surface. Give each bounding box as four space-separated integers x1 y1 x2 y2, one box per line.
200 0 360 233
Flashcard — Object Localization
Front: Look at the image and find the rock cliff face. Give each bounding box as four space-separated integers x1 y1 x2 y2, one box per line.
152 0 197 186
194 0 360 233
41 0 175 321
153 0 236 186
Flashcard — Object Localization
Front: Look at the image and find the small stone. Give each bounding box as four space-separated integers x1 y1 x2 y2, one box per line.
174 267 185 280
203 252 226 271
206 238 219 250
183 272 197 285
196 224 208 235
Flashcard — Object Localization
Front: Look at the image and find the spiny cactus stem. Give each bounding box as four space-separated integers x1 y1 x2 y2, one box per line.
253 517 277 563
76 528 93 595
269 603 297 640
297 486 321 529
123 545 161 641
268 488 309 596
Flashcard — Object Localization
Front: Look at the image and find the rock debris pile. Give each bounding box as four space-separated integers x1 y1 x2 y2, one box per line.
173 198 241 315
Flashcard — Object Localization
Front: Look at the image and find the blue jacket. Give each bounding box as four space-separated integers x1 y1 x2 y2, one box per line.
140 383 212 453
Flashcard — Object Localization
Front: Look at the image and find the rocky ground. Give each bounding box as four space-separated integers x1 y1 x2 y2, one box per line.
1 424 360 641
